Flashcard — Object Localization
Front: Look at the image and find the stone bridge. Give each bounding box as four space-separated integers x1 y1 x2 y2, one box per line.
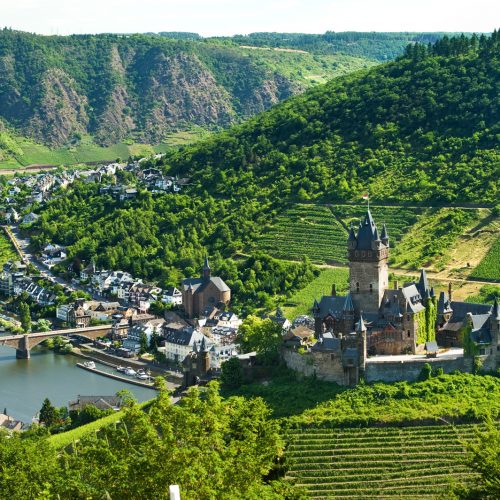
0 324 127 359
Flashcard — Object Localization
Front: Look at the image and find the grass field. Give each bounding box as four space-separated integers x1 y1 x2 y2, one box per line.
0 129 209 169
0 231 17 266
286 423 485 499
282 267 349 319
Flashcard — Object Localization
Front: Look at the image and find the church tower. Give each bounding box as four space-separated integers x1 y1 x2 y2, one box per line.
348 210 389 313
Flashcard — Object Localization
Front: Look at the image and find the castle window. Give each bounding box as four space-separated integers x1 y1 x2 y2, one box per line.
407 330 411 338
361 251 366 258
355 251 359 257
407 315 410 321
479 348 485 355
330 354 335 361
369 284 373 293
356 282 359 292
368 252 372 258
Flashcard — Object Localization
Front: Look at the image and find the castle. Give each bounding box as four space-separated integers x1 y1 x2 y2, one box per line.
284 209 499 385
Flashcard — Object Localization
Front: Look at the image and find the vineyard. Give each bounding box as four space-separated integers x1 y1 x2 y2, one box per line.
259 205 348 263
470 238 500 282
286 423 485 498
259 204 422 265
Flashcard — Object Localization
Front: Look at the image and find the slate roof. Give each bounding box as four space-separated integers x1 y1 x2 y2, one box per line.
182 276 230 293
69 396 121 412
312 332 341 351
163 327 205 347
449 301 492 322
401 284 425 313
316 295 351 319
355 210 381 250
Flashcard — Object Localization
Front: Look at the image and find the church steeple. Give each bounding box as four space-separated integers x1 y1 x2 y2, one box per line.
202 255 211 281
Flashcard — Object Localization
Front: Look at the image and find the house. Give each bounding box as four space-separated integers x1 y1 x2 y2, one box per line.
5 208 19 223
68 395 122 412
122 318 164 353
283 325 315 348
160 324 208 363
182 257 231 319
22 212 39 225
162 286 182 305
0 413 24 432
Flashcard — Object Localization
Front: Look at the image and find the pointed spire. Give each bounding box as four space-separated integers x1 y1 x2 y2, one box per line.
418 268 430 296
430 287 435 298
193 341 198 354
355 209 381 250
200 336 208 352
343 293 354 312
493 298 499 320
356 313 367 333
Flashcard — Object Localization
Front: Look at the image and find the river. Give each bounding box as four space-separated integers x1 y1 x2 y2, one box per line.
0 345 156 422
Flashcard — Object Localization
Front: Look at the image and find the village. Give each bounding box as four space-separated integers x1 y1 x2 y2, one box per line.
0 159 499 433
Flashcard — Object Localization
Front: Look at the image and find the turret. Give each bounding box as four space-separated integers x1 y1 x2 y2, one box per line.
347 223 357 250
356 313 367 373
380 223 389 247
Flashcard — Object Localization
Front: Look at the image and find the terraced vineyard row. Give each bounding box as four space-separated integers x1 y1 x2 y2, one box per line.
259 205 348 263
259 204 422 264
286 423 485 499
470 237 500 282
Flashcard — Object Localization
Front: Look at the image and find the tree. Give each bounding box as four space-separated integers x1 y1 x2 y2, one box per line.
19 301 31 333
39 398 59 427
139 332 148 355
237 315 283 363
149 328 160 353
220 357 244 389
33 319 51 332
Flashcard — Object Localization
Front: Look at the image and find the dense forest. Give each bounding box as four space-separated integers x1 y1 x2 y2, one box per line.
0 29 375 148
29 33 499 309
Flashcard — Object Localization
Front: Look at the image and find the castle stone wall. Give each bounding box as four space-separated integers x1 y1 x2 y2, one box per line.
365 355 473 383
349 260 388 313
283 349 347 385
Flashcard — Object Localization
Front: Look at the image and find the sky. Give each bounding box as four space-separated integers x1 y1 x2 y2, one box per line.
1 0 498 36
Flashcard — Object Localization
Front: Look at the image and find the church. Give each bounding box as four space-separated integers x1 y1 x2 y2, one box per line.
306 209 499 383
181 257 231 319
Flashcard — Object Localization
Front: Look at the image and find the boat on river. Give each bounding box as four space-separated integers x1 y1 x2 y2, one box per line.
83 361 96 369
116 366 126 372
124 367 137 376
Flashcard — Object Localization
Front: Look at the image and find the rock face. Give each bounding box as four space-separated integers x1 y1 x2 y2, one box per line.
0 34 315 146
27 69 89 146
139 53 234 143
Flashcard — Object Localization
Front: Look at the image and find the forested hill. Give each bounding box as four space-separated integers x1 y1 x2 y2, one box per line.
0 29 375 148
210 32 462 61
163 31 499 204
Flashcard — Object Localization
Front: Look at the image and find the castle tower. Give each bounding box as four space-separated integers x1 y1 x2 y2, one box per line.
348 210 389 314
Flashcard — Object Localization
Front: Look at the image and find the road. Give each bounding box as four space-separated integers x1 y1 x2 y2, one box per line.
6 225 105 300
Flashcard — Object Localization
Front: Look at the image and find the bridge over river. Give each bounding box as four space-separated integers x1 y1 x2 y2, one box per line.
0 324 127 359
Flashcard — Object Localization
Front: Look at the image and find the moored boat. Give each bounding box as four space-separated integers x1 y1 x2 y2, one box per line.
124 367 137 376
83 361 96 369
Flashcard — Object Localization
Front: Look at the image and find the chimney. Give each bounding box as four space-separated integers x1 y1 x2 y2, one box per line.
332 284 336 296
448 282 452 301
393 280 399 290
